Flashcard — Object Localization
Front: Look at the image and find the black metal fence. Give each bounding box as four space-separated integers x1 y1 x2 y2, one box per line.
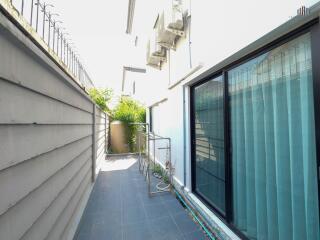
8 0 94 89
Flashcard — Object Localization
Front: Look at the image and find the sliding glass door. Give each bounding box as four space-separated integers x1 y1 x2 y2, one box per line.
192 75 225 214
229 33 319 240
191 32 320 240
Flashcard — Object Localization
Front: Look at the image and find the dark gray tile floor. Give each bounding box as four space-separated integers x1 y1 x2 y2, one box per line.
74 156 209 240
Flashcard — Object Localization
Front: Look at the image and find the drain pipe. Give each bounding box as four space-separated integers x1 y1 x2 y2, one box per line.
188 0 192 68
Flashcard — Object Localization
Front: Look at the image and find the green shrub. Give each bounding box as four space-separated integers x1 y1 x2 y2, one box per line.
112 96 146 152
88 88 113 113
153 164 163 175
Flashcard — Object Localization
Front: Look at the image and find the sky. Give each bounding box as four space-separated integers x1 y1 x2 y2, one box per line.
48 0 319 94
51 0 135 93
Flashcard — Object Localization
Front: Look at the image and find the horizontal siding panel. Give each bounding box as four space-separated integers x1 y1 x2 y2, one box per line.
0 136 92 216
97 137 105 152
20 167 92 240
0 31 93 113
0 150 92 240
96 116 106 125
95 113 105 119
96 122 106 129
0 14 107 240
0 125 92 171
95 109 105 117
96 143 105 160
96 128 106 135
48 172 91 240
96 132 105 143
95 151 105 175
96 128 106 139
0 80 92 124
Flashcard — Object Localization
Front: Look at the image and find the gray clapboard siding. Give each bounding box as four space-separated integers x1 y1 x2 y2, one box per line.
0 151 92 240
0 8 108 240
48 172 92 240
0 24 93 114
0 80 92 124
0 136 92 216
21 169 92 240
0 125 92 171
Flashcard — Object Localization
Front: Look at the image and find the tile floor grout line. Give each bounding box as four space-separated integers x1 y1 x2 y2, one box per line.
168 205 187 239
76 157 208 240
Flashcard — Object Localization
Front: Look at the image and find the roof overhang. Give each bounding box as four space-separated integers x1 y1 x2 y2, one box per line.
122 66 146 91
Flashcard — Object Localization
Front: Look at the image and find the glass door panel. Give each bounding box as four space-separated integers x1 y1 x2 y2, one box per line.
192 75 225 214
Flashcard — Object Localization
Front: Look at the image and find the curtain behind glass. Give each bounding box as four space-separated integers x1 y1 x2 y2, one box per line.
194 76 225 213
229 33 319 240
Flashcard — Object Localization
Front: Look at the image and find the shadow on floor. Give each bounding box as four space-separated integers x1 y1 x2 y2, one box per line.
74 155 209 240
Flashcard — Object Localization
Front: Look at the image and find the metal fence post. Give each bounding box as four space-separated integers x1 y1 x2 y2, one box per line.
92 104 97 182
42 4 46 39
6 0 94 89
35 0 39 32
21 0 24 16
30 0 34 25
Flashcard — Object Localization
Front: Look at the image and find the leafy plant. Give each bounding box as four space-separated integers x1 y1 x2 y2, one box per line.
153 164 163 176
88 88 113 113
152 163 170 184
112 96 146 152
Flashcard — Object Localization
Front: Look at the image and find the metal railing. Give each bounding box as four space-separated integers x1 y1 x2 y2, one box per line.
5 0 94 89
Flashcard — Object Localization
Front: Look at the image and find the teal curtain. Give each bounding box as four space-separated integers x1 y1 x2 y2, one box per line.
194 76 225 213
229 33 319 240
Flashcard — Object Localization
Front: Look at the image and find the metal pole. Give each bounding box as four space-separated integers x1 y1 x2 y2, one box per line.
52 19 61 54
148 134 151 197
35 0 39 32
30 0 34 25
137 127 141 172
169 138 172 191
72 52 74 73
61 35 64 60
147 135 171 195
52 22 55 50
48 13 51 47
42 4 46 39
64 40 66 63
56 29 59 56
72 53 74 74
76 58 78 77
71 50 73 71
66 44 68 66
21 0 24 16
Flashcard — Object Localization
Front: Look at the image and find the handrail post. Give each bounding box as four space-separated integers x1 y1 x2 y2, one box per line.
92 104 96 182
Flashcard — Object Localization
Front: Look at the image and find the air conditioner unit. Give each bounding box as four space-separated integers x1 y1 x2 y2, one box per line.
157 1 185 50
169 0 184 33
146 39 166 69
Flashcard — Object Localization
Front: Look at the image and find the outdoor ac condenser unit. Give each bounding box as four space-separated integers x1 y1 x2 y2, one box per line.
146 39 166 70
157 0 185 50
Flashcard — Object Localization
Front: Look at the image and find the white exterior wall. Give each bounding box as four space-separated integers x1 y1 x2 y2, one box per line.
139 0 318 188
133 1 319 238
